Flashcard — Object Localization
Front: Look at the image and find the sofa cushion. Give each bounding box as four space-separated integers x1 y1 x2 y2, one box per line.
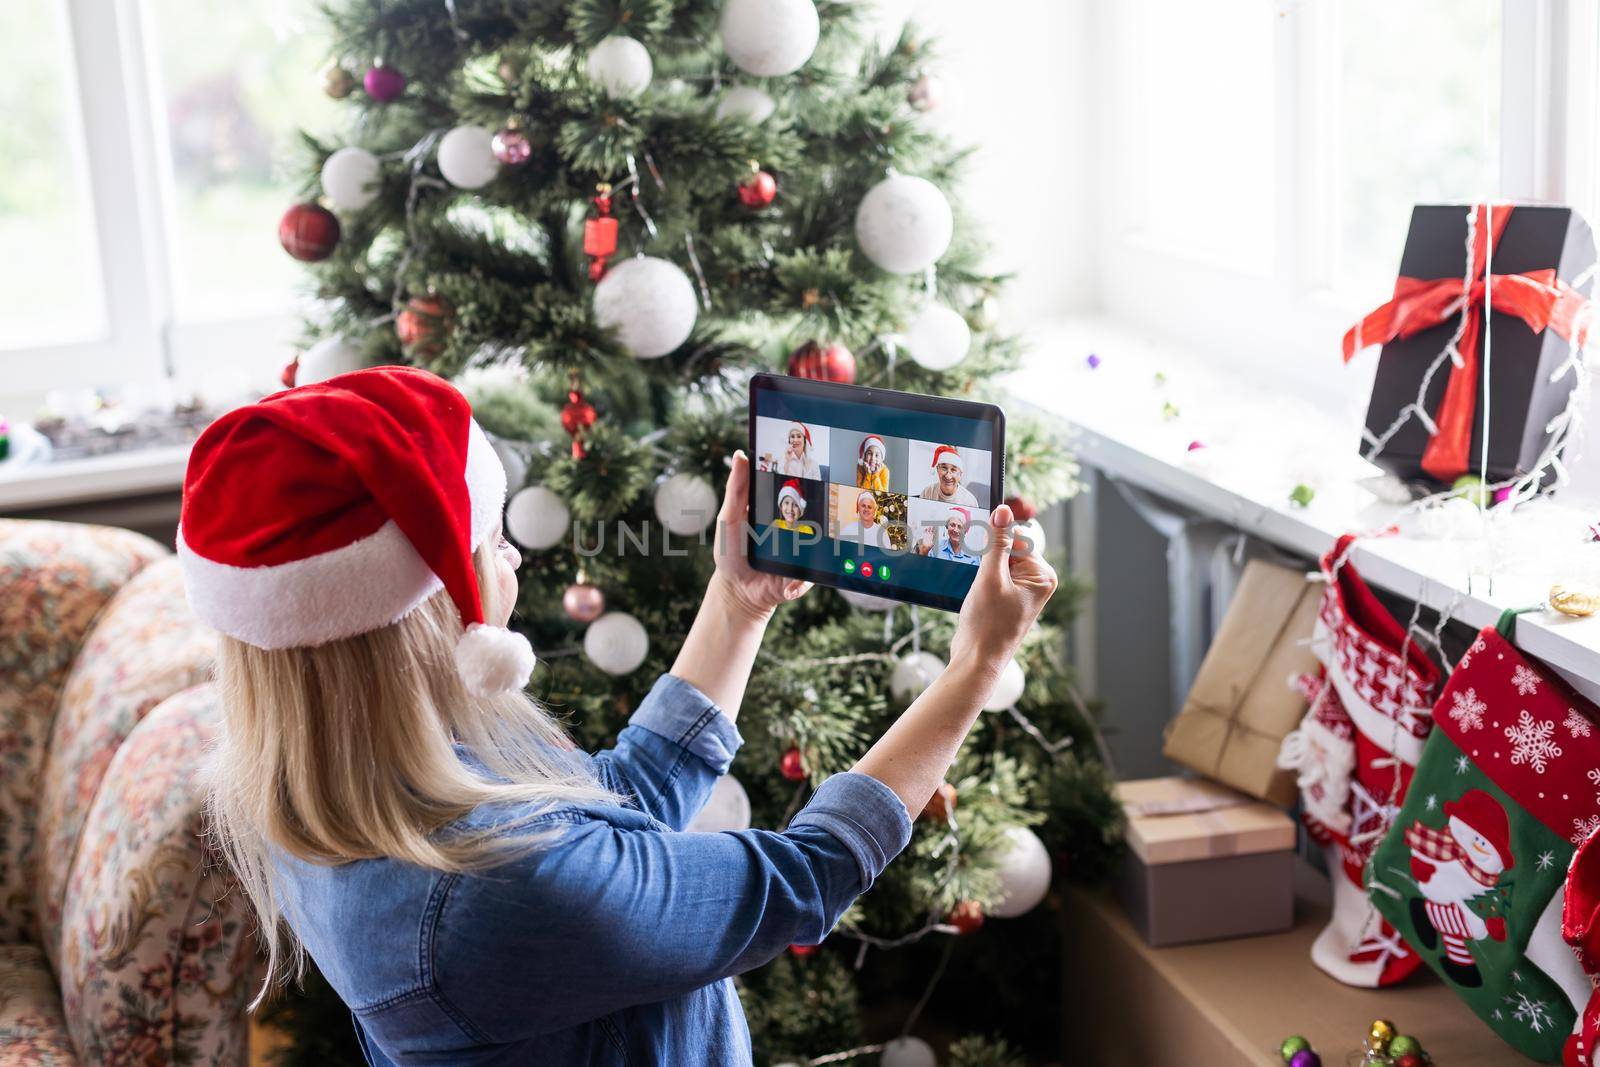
34 558 216 972
0 943 78 1066
59 685 253 1066
0 519 165 946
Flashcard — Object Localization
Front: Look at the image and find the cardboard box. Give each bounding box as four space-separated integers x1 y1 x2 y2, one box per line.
1162 559 1320 806
1118 777 1297 947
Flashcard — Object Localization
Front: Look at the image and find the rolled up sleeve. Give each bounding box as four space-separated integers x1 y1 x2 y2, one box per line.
789 772 912 889
592 673 744 829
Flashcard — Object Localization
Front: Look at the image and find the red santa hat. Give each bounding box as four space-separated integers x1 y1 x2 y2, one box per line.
859 435 886 461
948 506 971 524
177 366 534 697
777 479 806 513
790 421 812 448
930 445 964 472
1444 789 1515 872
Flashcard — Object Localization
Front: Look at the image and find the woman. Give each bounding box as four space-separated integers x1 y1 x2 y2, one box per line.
772 478 817 534
777 421 822 479
186 368 1055 1066
855 435 890 491
917 444 978 505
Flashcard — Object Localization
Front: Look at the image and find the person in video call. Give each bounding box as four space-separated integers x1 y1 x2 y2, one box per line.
855 434 890 491
916 444 978 505
839 489 892 549
767 421 823 479
773 479 817 534
916 505 982 566
181 367 1056 1066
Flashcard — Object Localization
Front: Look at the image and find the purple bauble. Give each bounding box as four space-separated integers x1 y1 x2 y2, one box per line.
364 63 406 103
1288 1051 1321 1067
563 582 605 623
1086 352 1101 369
491 126 532 166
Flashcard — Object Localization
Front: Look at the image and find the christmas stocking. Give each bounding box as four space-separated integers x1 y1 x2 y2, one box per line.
1368 619 1599 1064
1278 535 1441 987
1563 828 1600 1067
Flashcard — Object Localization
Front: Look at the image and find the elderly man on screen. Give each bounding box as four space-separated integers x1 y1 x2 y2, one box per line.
916 445 977 505
915 506 980 566
838 490 892 549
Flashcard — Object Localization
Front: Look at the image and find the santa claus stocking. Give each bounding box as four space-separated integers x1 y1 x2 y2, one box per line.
1278 535 1440 987
1369 620 1599 1064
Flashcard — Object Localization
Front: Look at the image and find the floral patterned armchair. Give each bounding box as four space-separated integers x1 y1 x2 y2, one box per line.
0 519 255 1065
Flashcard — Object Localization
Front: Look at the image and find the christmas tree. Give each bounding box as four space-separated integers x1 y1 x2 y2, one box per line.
269 1 1121 1061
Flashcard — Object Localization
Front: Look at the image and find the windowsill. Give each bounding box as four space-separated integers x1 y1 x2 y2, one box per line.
1009 315 1600 697
0 444 189 512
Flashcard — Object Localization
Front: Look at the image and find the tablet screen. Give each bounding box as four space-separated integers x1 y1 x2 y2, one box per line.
747 374 1005 612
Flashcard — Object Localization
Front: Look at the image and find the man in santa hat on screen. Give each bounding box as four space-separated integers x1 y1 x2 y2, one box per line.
917 445 977 505
916 506 980 566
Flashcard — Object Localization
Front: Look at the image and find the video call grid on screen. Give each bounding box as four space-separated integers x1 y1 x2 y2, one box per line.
749 377 1004 610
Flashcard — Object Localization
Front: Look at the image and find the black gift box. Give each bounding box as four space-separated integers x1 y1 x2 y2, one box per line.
1361 204 1596 485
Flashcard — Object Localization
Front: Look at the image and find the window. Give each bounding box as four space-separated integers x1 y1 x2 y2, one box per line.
1098 0 1599 395
1 0 332 410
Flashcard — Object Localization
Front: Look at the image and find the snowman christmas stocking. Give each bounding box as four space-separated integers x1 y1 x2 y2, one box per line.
1278 535 1441 987
1368 621 1599 1064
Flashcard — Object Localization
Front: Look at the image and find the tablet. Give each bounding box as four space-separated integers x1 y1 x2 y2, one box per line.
747 372 1005 613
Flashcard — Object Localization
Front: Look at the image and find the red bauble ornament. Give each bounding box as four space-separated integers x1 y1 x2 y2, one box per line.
921 782 957 822
584 183 620 281
396 294 452 358
1392 1056 1423 1067
363 62 406 103
278 202 340 262
279 358 299 389
787 341 856 384
947 900 984 935
780 746 807 781
1004 495 1037 523
737 168 777 209
788 943 818 958
561 387 598 459
562 582 606 623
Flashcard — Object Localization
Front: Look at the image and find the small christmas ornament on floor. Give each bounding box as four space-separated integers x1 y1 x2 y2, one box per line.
1367 609 1600 1063
1277 534 1440 990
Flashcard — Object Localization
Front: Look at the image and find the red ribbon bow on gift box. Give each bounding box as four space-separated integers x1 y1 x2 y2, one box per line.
1343 203 1598 481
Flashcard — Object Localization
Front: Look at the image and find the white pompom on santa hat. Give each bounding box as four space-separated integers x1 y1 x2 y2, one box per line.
930 444 964 472
776 479 806 513
176 365 535 697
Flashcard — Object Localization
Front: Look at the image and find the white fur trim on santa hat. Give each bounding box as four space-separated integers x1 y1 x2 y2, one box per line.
178 420 506 650
777 481 805 512
455 623 536 696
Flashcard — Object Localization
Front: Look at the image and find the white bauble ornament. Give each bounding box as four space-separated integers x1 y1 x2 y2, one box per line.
1012 517 1047 558
904 303 970 371
437 125 500 190
839 589 897 612
490 437 528 493
720 0 820 77
593 256 699 358
586 36 653 97
880 1036 937 1067
982 657 1025 711
584 611 650 675
855 175 953 274
990 826 1052 918
655 472 719 536
320 146 381 211
891 651 945 701
296 336 368 385
505 486 571 551
687 775 752 832
715 85 778 124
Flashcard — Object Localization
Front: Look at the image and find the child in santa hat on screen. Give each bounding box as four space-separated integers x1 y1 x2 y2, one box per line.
773 479 817 534
917 445 978 505
184 366 1056 1066
855 434 890 491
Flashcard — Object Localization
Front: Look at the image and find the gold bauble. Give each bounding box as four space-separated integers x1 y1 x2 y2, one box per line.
1551 584 1600 618
322 64 356 99
1369 1018 1396 1046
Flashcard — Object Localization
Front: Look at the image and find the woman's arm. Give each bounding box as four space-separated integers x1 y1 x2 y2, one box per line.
669 450 808 722
853 505 1057 815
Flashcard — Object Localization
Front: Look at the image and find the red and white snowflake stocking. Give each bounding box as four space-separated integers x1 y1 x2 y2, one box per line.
1279 535 1441 987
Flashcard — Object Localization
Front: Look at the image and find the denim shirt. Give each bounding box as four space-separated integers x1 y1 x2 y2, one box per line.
270 674 913 1066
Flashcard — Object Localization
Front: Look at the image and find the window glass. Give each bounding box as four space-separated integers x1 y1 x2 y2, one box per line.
0 5 107 349
1333 0 1500 297
1129 0 1277 268
145 0 339 318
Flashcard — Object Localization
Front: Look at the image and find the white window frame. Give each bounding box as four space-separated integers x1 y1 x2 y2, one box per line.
6 0 299 412
1092 0 1599 398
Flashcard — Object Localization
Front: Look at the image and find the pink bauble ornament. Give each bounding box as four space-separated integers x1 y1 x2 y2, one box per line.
364 63 406 103
908 74 942 111
491 123 532 166
563 582 605 623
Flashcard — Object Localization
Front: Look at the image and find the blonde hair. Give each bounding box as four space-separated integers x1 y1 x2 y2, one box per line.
206 541 618 1004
